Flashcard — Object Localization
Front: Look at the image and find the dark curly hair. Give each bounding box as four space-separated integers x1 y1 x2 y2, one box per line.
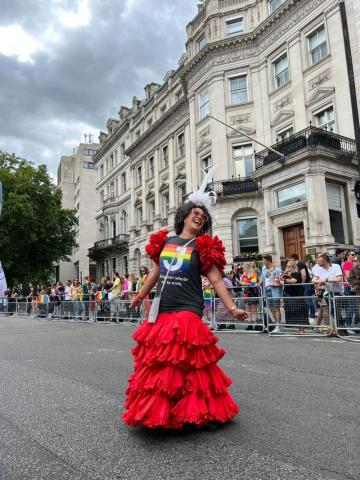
174 201 212 235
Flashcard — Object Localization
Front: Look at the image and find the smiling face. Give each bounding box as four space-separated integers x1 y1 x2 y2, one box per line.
183 207 207 235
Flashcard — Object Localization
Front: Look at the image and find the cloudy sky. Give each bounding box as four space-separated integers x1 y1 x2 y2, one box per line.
0 0 198 177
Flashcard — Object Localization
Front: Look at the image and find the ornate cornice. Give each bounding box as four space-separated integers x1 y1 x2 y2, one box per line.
126 97 189 160
181 0 325 93
93 121 130 164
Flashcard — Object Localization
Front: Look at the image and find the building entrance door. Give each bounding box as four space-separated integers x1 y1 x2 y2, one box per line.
283 224 306 259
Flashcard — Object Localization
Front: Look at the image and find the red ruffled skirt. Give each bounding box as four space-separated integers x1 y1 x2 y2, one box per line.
122 311 239 429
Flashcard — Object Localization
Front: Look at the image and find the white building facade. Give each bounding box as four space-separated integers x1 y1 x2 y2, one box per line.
90 0 360 278
56 141 99 283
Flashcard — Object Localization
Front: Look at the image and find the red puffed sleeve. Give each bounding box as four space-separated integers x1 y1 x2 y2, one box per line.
196 234 227 275
145 229 168 264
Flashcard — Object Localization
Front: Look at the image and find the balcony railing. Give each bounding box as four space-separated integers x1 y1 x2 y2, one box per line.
255 126 356 169
210 178 258 197
93 234 130 250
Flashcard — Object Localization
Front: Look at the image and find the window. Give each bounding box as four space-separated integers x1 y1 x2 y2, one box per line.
110 182 115 198
327 182 349 244
83 148 97 156
123 256 128 274
110 154 114 169
121 172 127 192
136 207 143 228
233 145 253 177
106 159 109 174
229 75 248 105
197 34 206 51
177 133 185 159
198 88 209 120
237 218 259 254
202 155 212 174
160 104 167 116
277 127 294 142
115 179 119 196
148 201 155 224
136 165 142 186
120 210 128 234
100 165 104 179
111 220 116 238
269 0 283 14
273 53 289 89
308 25 327 64
277 182 306 208
147 118 153 129
112 257 117 272
175 90 183 102
114 150 118 164
100 190 104 206
162 145 168 169
315 106 336 132
162 193 169 218
120 143 125 160
82 161 95 169
148 156 155 178
226 18 243 37
178 184 187 205
135 130 141 140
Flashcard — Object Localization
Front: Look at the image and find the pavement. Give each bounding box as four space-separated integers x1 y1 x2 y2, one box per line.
0 316 359 480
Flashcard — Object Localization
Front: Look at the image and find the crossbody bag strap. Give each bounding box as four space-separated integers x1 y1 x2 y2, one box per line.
159 238 194 296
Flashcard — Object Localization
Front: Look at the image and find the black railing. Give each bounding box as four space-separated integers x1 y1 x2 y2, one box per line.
93 234 130 250
255 126 356 169
210 178 258 197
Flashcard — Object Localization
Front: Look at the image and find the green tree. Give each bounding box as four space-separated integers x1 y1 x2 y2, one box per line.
0 151 78 286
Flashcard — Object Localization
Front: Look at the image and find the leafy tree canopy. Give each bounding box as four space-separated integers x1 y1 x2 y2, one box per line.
0 151 77 286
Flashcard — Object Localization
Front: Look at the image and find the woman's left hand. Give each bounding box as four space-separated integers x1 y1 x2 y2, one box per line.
231 308 250 320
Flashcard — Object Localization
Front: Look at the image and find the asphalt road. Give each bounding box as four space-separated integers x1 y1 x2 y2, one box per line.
0 316 359 480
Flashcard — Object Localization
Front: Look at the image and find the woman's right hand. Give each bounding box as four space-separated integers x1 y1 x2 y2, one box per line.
130 294 143 308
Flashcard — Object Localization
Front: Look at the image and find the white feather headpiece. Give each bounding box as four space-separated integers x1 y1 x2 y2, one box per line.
185 169 217 211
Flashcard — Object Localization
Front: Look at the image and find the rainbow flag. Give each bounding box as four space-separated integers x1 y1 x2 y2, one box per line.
160 243 193 273
96 291 105 301
38 294 48 304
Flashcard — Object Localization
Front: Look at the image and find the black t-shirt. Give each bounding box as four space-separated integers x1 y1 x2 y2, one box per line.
297 261 311 283
157 236 204 317
283 272 304 296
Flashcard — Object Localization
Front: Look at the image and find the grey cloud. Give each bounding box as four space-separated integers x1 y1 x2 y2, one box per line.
0 0 198 176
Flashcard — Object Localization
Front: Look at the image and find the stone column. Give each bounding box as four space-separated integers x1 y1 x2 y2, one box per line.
263 187 275 253
129 165 136 240
209 73 227 180
305 172 333 246
141 158 147 235
168 136 176 226
258 61 272 147
154 148 161 230
184 123 192 195
288 33 307 130
188 94 198 190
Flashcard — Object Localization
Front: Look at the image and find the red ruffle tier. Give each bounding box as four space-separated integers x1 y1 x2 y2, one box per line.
122 311 240 429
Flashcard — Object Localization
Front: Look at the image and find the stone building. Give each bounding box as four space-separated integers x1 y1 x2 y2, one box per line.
90 0 360 277
56 141 99 283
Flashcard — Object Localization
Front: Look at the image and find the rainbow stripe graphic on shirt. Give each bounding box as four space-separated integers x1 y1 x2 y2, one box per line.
160 243 193 273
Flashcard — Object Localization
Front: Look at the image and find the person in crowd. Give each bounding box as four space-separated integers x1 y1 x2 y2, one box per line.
215 271 235 330
332 248 346 267
260 254 283 333
70 280 83 319
107 271 122 321
202 276 214 326
88 287 97 322
305 259 314 277
282 260 308 333
345 250 360 332
82 276 91 319
241 262 260 324
63 280 72 319
290 254 315 324
5 288 16 315
48 282 60 319
312 253 343 328
136 266 150 321
123 198 249 430
99 276 112 319
26 283 37 316
121 273 131 300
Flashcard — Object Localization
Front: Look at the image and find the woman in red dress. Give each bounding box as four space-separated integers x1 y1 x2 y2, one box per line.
122 200 249 429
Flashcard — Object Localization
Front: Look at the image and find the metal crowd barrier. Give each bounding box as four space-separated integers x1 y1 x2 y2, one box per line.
211 285 265 333
333 295 360 342
0 282 359 342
